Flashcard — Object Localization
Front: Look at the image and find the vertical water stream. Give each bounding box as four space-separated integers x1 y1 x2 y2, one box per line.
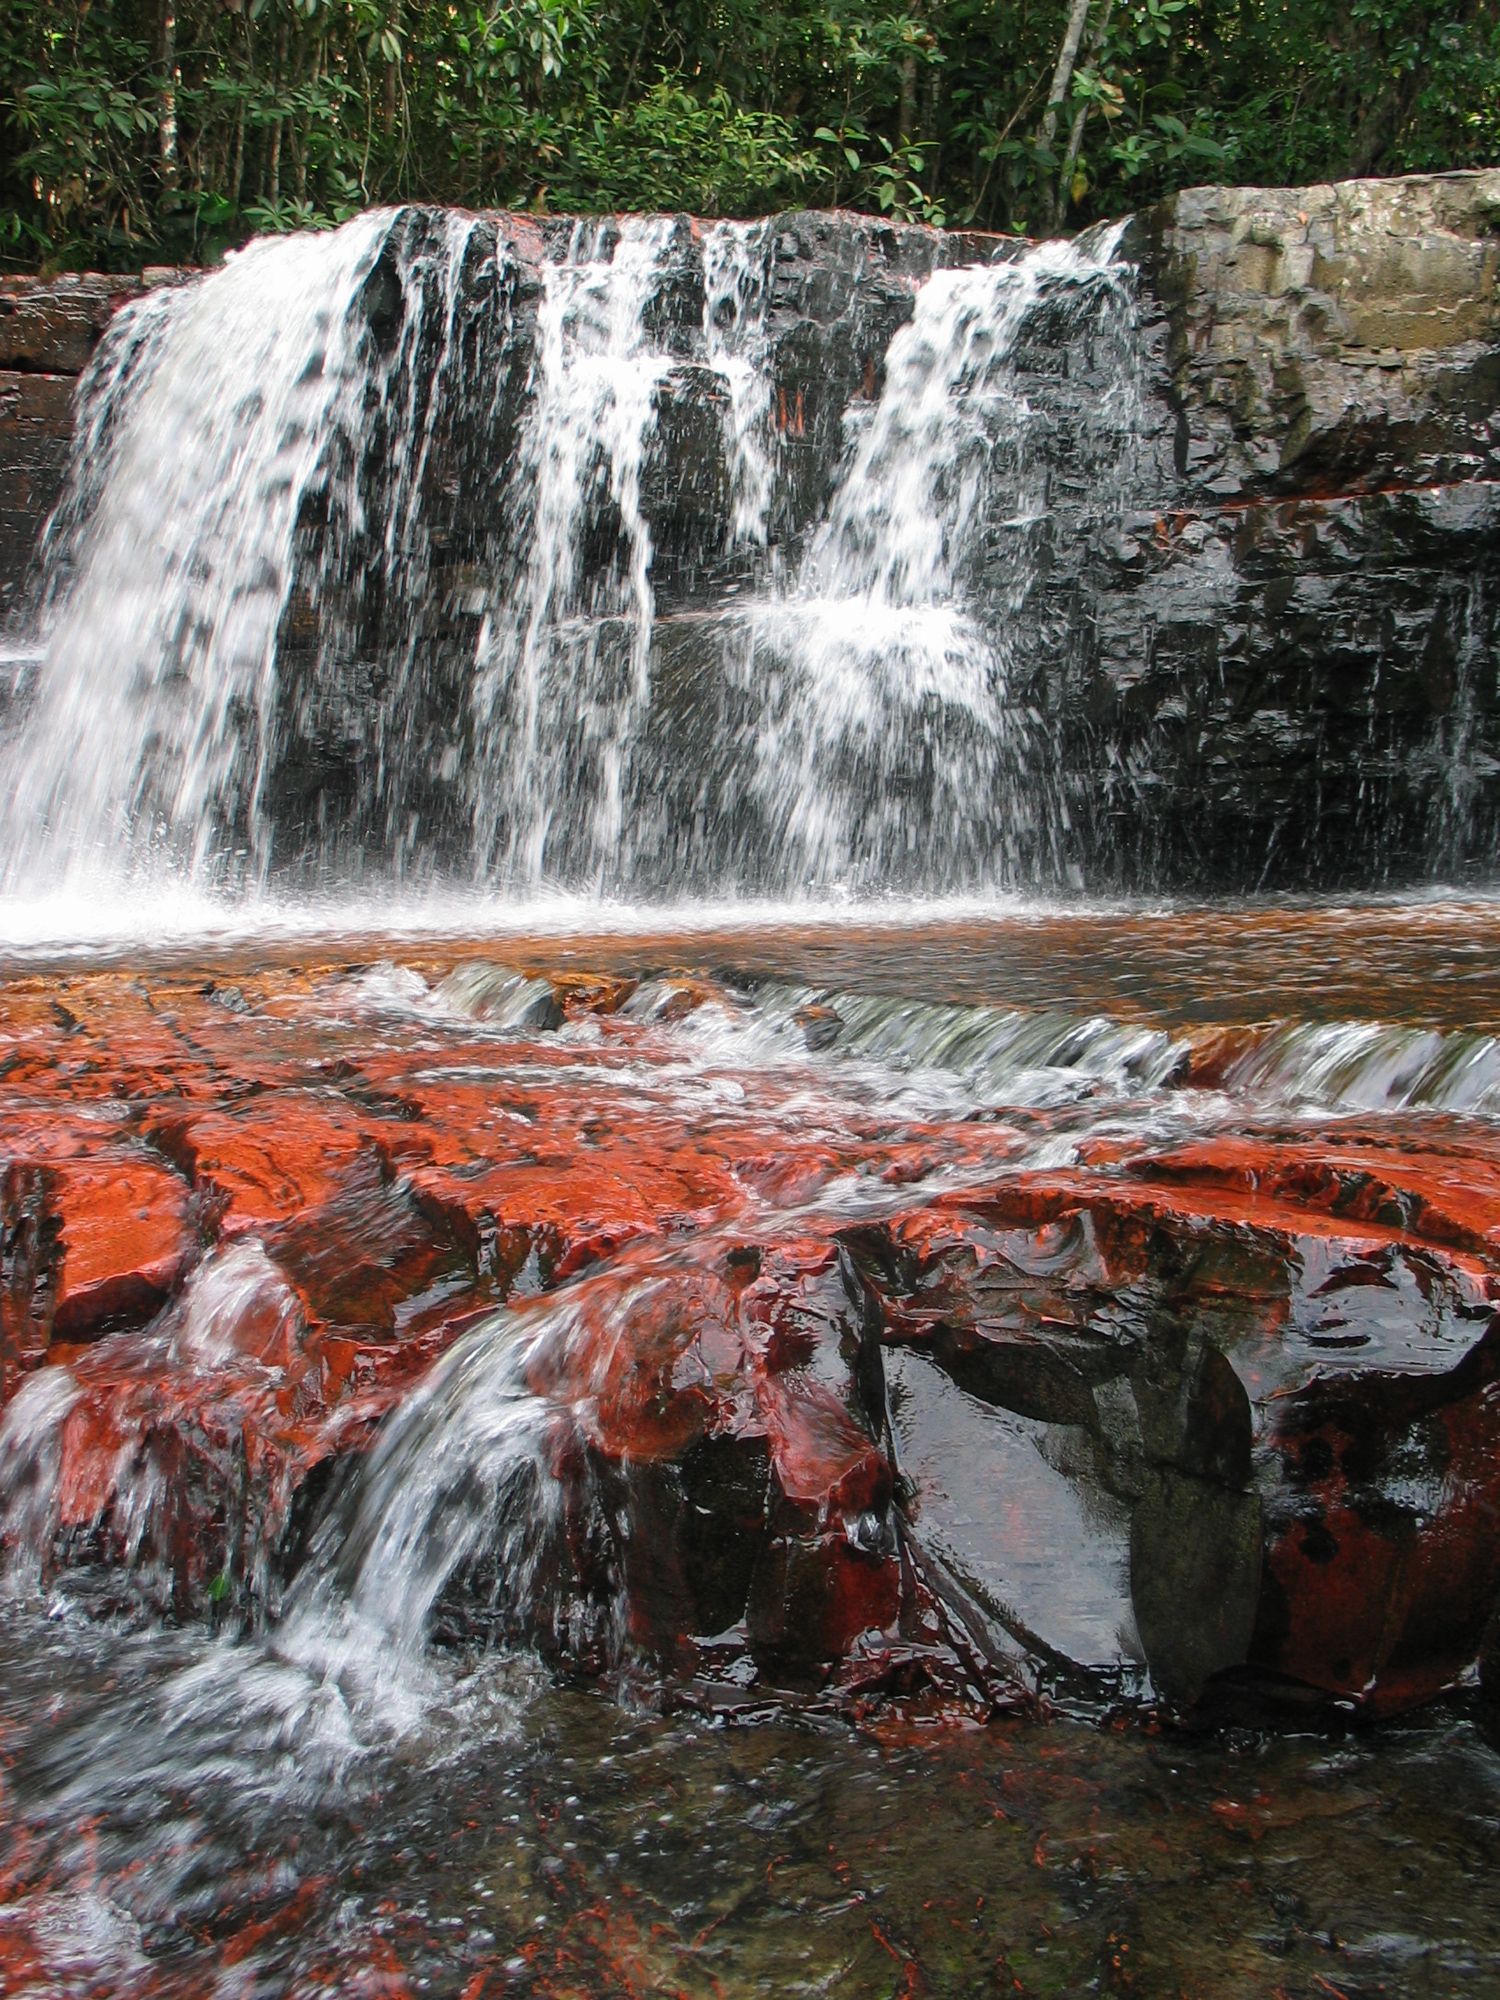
0 200 1497 2000
0 209 1140 907
2 214 489 891
729 232 1139 892
468 217 691 886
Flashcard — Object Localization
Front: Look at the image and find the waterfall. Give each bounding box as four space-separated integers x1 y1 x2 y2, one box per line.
1 218 410 888
0 208 1141 907
702 217 776 547
468 217 695 886
724 232 1139 893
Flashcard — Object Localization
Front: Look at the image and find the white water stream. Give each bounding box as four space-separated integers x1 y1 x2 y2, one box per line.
469 217 687 885
0 206 1496 2000
3 214 483 890
0 210 1137 907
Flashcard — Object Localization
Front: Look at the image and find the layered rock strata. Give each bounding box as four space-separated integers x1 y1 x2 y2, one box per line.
0 272 155 615
4 953 1499 1723
1089 172 1500 887
3 174 1498 891
8 176 1500 896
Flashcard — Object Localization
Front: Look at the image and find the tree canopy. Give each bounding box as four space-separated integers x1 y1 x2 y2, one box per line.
3 1 1498 270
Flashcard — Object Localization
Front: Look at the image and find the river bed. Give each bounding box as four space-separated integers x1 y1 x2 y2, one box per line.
0 896 1499 1996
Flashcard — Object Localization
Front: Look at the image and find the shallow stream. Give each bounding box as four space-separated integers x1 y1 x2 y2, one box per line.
2 201 1499 1996
0 900 1498 1997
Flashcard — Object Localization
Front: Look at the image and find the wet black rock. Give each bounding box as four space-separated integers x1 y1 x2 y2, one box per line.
4 175 1500 892
1065 173 1500 890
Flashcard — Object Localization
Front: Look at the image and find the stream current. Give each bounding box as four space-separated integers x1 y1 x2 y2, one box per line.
0 212 1497 1997
0 904 1495 1998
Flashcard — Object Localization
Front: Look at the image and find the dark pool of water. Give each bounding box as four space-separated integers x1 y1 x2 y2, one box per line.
1 1602 1499 1999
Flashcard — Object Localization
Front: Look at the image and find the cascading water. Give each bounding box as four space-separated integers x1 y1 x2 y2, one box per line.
8 200 1499 2000
467 217 697 886
709 231 1140 892
0 900 1498 1990
701 218 776 548
1 211 494 893
0 209 1139 907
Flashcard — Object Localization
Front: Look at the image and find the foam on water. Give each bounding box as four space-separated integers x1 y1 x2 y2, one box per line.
0 876 1057 966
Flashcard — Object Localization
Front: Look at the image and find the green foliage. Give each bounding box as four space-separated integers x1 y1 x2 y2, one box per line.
550 83 817 217
0 0 1497 269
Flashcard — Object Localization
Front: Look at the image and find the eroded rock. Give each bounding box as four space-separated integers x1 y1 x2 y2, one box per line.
6 179 1500 890
845 1133 1500 1713
1 957 1498 1722
1146 173 1500 497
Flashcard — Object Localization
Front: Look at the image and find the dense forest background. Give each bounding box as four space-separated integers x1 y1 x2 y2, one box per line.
3 1 1498 270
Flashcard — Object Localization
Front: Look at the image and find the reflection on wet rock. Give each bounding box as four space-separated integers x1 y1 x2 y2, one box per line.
1 948 1498 1724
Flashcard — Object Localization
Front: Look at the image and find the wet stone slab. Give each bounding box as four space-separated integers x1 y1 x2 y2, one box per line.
1 944 1499 1727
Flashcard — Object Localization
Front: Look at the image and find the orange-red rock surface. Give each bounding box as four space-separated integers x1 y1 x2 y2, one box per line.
3 953 1500 1719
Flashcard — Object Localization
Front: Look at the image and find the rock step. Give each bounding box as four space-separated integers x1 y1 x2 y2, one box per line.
1 957 1498 1720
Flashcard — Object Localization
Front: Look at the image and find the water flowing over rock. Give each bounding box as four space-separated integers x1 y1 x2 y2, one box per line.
0 211 1146 901
4 175 1499 903
2 177 1500 1996
2 941 1500 1725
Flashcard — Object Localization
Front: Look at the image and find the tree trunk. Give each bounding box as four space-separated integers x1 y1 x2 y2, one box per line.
295 41 320 206
922 54 942 142
268 20 288 207
1038 0 1094 153
899 52 918 145
1037 0 1094 230
157 0 179 192
230 102 245 209
384 0 405 142
1057 0 1114 220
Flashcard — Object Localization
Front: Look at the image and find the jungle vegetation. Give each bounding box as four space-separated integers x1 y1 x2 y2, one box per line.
2 0 1497 269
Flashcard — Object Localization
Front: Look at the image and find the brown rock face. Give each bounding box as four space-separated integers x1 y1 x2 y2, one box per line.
1148 173 1500 495
2 952 1498 1724
0 274 150 375
0 371 78 619
0 274 152 612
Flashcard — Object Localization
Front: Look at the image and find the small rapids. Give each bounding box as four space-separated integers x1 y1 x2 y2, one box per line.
749 979 1184 1101
1225 1015 1500 1115
1 943 1498 1695
0 182 1497 1997
0 1277 647 1912
0 917 1496 1993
